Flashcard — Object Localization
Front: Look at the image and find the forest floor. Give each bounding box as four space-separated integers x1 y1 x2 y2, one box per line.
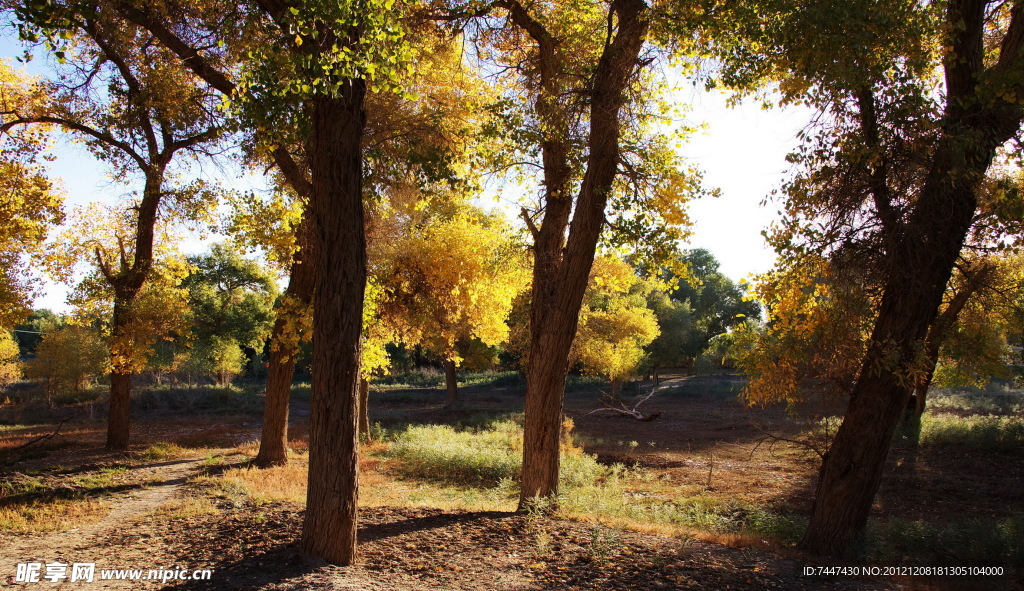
0 373 1021 590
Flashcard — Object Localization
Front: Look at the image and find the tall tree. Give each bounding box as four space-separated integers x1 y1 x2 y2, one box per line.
0 60 64 329
441 0 694 509
714 0 1024 556
5 3 223 449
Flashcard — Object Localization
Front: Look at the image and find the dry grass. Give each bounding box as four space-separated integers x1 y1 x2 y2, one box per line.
0 497 109 532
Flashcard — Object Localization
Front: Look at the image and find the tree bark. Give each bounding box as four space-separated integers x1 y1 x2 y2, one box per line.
299 89 367 566
443 358 459 407
255 221 315 468
106 370 133 450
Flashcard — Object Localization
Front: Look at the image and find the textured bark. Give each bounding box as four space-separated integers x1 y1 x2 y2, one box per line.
106 371 132 451
517 0 649 509
443 358 459 407
299 89 367 566
255 221 315 468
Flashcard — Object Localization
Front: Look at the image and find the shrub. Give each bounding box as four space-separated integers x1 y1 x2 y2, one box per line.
386 419 607 488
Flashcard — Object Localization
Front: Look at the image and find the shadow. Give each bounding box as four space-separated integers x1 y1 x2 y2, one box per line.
359 509 516 543
0 482 145 508
172 507 519 591
174 543 318 591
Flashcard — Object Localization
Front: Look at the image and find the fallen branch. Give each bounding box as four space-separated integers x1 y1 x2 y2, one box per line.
586 385 661 421
4 417 72 452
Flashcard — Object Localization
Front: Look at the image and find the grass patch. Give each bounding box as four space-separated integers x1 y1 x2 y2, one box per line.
73 466 128 489
140 442 190 461
0 497 109 532
385 420 608 488
154 497 219 519
919 414 1024 451
929 389 1024 415
215 463 309 505
866 514 1024 569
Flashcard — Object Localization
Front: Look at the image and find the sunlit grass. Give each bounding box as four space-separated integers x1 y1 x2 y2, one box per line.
919 413 1024 451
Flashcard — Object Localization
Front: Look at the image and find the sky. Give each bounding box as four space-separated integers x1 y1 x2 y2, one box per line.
2 36 814 313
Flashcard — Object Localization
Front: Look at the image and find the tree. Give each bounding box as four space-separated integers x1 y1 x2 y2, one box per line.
573 256 660 396
441 0 698 509
0 60 64 329
376 208 529 405
28 324 108 401
713 0 1024 556
7 3 224 449
670 250 760 346
182 243 279 373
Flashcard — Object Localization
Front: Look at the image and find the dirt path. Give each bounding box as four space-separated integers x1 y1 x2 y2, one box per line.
1 457 206 588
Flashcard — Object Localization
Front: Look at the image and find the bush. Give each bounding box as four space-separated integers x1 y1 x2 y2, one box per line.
386 419 607 488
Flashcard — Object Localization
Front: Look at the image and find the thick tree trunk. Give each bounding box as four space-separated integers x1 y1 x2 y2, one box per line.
610 377 623 399
358 378 370 442
106 295 137 451
255 221 315 468
299 89 367 566
443 358 459 407
106 371 133 450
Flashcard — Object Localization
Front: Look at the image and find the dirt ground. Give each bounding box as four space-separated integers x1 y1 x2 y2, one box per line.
1 374 1021 590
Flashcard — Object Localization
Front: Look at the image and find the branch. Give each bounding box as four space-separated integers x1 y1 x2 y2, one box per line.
0 115 147 171
855 86 899 234
4 418 72 453
520 207 540 240
113 2 236 95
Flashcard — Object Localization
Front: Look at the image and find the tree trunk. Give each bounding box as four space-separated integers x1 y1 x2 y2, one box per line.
798 103 1017 556
610 377 623 399
106 370 132 450
902 262 993 428
443 358 458 407
256 221 315 468
517 0 649 511
106 294 137 451
299 89 367 566
255 329 297 467
358 377 370 442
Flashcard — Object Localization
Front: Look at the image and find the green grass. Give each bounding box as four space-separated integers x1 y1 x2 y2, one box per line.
866 514 1024 569
929 389 1024 415
385 420 608 488
919 413 1024 451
